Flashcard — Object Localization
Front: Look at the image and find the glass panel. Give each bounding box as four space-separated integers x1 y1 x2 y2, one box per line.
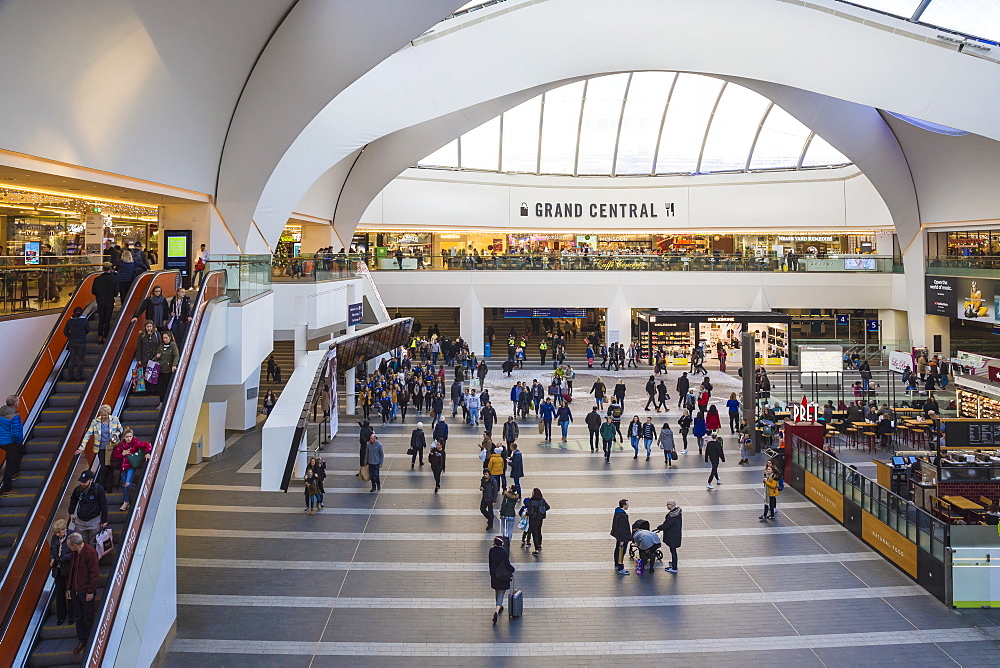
699 84 770 172
655 74 723 174
501 96 542 173
460 116 500 171
749 105 812 170
802 135 850 167
847 0 924 17
418 138 458 167
577 73 629 175
921 0 1000 43
615 72 675 175
539 81 585 174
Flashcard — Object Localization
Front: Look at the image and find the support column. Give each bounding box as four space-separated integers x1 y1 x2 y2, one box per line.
194 401 228 460
902 231 944 351
460 289 484 357
294 295 307 367
606 289 632 345
345 282 357 416
877 309 909 352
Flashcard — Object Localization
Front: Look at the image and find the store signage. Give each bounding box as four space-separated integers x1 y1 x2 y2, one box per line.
836 314 850 325
523 201 675 219
594 258 646 270
163 230 192 277
861 512 918 577
791 403 819 422
348 302 363 326
925 276 956 316
888 350 913 374
503 308 587 319
867 319 880 332
805 472 844 522
707 317 735 323
777 235 837 242
946 420 1000 447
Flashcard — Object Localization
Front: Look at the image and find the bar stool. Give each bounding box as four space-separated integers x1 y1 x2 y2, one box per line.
845 427 858 448
910 427 927 448
860 430 877 453
895 424 909 448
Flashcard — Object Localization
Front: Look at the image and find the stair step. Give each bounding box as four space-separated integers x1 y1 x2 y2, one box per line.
27 638 83 667
20 454 57 470
0 508 30 527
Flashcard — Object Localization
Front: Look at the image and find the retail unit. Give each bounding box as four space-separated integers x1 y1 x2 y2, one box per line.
636 310 791 364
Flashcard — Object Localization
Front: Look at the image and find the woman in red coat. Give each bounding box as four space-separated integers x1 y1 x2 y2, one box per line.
697 389 710 415
113 428 151 511
705 404 722 432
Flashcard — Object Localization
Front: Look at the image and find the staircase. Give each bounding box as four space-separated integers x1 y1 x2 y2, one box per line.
385 307 459 339
259 340 294 410
482 312 597 361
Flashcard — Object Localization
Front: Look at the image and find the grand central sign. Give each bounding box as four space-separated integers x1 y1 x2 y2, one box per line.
521 201 677 219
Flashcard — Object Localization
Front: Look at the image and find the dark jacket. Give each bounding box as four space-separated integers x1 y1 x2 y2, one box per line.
705 438 725 464
488 544 515 591
556 405 572 424
657 507 683 548
429 447 446 472
640 422 657 439
91 272 118 303
482 405 497 425
610 507 631 542
409 428 426 450
676 375 689 395
135 295 169 329
359 423 374 447
508 450 523 478
613 383 626 400
136 331 159 365
585 410 602 431
63 315 89 345
526 496 550 519
433 421 449 441
502 420 519 443
70 543 100 594
50 532 73 577
115 261 136 283
69 482 108 523
480 475 498 502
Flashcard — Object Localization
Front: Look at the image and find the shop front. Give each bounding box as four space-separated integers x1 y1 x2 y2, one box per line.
635 310 791 365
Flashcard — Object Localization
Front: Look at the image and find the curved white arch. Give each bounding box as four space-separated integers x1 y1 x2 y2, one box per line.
243 0 999 251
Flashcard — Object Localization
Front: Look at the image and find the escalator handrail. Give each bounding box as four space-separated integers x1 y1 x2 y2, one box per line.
87 270 228 667
0 270 178 662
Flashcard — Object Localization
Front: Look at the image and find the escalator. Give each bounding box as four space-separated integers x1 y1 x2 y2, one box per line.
0 306 119 574
0 270 177 666
5 271 228 668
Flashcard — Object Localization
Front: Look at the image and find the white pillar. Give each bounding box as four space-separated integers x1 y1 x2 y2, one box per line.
460 289 485 357
294 295 307 367
877 309 909 352
902 231 930 348
195 401 228 459
345 281 358 415
606 289 632 345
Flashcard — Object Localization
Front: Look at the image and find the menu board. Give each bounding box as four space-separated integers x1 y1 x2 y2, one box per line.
945 420 1000 447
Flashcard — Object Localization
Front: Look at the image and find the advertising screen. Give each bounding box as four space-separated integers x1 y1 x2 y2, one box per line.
23 241 39 265
956 277 1000 324
925 276 956 316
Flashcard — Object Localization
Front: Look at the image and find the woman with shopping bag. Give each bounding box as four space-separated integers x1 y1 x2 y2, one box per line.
112 428 151 512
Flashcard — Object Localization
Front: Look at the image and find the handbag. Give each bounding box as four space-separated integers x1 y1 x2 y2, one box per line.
127 452 147 470
145 360 160 384
95 527 114 559
495 560 514 580
537 421 544 434
406 447 416 456
357 464 371 482
671 450 678 461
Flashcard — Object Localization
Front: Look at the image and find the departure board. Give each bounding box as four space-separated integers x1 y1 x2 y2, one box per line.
945 420 1000 447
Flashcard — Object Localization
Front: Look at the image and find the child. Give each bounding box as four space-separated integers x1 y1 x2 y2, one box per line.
518 497 532 548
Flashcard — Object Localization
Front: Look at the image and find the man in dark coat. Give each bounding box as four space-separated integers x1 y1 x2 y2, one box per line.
63 306 89 382
481 401 497 438
676 372 690 408
613 379 626 410
656 500 683 573
488 536 515 624
705 432 725 489
91 262 118 343
585 405 602 452
480 471 498 531
358 420 374 466
409 422 426 468
610 499 631 575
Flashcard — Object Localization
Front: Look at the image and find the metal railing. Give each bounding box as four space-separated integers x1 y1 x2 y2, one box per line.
927 255 1000 278
367 253 901 272
206 254 271 303
790 434 949 562
270 254 364 282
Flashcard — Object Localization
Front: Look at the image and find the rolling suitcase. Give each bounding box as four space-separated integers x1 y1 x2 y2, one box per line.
508 588 523 619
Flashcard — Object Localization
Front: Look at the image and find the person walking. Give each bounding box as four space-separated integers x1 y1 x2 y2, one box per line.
67 532 100 654
49 519 74 626
676 372 690 408
539 397 556 442
266 355 276 384
480 470 498 531
482 401 497 437
627 416 641 459
0 395 25 496
641 417 657 461
433 418 449 450
365 433 384 492
67 470 108 547
499 485 520 546
656 500 683 573
488 536 516 624
91 262 118 343
706 404 722 433
502 416 519 448
610 499 632 575
556 400 573 442
525 487 550 556
600 416 617 463
409 422 426 468
488 446 506 494
607 399 624 442
429 440 446 492
613 379 626 410
585 405 602 452
705 431 725 490
656 380 669 412
692 411 708 455
761 459 782 520
589 377 606 408
658 422 675 466
677 410 692 455
63 306 89 382
358 419 373 466
726 393 740 434
507 442 523 495
644 376 657 411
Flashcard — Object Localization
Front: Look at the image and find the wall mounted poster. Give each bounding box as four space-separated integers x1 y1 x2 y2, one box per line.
957 277 1000 324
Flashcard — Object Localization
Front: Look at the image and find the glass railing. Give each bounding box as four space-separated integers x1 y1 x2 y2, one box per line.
927 255 1000 277
271 254 365 282
0 255 103 316
367 253 901 272
790 435 949 562
206 254 271 303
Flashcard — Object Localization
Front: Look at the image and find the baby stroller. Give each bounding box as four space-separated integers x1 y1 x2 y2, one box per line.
628 519 663 574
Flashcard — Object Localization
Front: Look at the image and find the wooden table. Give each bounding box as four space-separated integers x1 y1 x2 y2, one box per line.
942 495 983 512
896 407 922 413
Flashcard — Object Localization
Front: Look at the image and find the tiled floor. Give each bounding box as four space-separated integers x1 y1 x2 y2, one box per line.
165 372 999 667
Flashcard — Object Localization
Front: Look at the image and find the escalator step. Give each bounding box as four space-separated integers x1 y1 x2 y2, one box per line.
0 491 35 507
47 396 81 408
36 616 77 641
19 454 56 470
126 396 159 407
121 410 159 422
38 410 75 423
0 508 30 527
26 638 82 667
54 382 86 393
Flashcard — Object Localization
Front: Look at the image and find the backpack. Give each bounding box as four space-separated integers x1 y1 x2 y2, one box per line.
610 405 622 419
684 395 696 411
777 477 785 492
761 423 774 437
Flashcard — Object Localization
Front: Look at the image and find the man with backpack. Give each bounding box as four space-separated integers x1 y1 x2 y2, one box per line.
610 499 632 575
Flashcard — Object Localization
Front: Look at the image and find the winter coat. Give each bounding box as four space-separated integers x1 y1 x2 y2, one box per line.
600 422 617 441
692 417 707 438
433 421 449 441
508 450 524 478
112 438 151 471
489 544 515 591
0 405 24 447
765 473 781 497
409 428 426 451
610 507 631 542
480 476 498 502
706 410 721 431
705 438 725 464
658 429 675 451
429 448 446 472
657 507 683 548
487 453 505 476
502 421 519 443
499 491 520 518
556 406 572 424
585 410 602 431
63 316 89 345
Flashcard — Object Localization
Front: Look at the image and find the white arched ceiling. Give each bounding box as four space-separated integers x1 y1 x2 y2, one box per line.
246 0 1000 253
214 0 466 248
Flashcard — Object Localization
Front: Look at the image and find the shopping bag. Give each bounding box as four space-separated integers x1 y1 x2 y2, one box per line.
145 361 160 385
517 516 529 532
537 421 544 434
357 464 371 482
131 367 146 393
95 528 114 559
127 452 147 470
